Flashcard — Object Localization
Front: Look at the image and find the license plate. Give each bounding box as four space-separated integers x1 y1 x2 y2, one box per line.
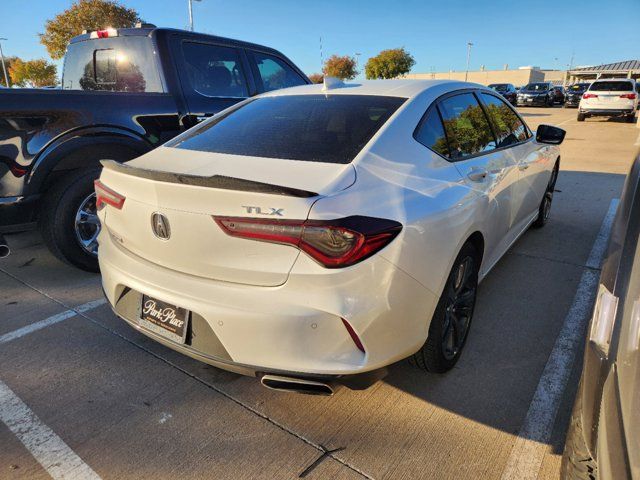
139 295 189 343
526 98 533 102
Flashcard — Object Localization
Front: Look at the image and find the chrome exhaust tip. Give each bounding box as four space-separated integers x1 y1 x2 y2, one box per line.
0 235 9 259
260 374 335 396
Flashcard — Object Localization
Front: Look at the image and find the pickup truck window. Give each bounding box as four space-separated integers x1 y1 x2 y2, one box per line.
182 42 248 98
62 36 163 93
251 51 307 92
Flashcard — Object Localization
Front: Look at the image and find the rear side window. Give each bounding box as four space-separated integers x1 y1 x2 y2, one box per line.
251 51 307 92
182 42 248 98
480 93 529 147
414 109 449 157
169 95 405 164
589 81 633 92
437 93 497 160
62 36 163 92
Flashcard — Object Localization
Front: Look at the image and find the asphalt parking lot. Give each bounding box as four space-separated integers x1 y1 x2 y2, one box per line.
1 106 639 480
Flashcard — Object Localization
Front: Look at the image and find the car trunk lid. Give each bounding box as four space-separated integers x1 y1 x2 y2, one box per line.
99 147 356 286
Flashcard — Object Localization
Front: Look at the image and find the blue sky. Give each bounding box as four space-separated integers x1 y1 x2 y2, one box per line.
1 0 637 77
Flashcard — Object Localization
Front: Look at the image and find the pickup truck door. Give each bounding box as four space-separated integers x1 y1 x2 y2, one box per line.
169 36 255 128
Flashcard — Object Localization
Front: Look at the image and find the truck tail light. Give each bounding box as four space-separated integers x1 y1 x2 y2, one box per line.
95 180 125 210
620 93 637 100
583 93 598 99
213 216 402 268
90 28 118 39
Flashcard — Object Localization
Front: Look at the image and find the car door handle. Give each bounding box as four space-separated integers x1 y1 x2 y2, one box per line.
467 169 488 182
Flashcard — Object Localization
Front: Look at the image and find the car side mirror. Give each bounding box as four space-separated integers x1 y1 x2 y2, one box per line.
536 124 566 145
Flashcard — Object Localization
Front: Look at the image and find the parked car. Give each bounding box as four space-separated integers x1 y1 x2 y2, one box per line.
552 85 565 105
96 79 565 394
562 153 640 480
578 79 638 122
488 83 517 105
564 83 591 108
0 25 310 271
517 82 556 107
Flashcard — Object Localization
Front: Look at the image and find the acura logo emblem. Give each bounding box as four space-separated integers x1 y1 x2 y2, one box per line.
151 213 171 240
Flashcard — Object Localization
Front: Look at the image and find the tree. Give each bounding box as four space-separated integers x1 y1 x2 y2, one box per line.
322 55 358 80
307 73 324 84
365 48 415 80
40 0 141 60
9 59 58 87
0 57 21 87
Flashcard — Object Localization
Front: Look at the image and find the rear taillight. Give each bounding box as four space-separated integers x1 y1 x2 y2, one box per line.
214 216 402 268
90 28 118 39
583 93 598 99
94 180 125 210
620 93 637 100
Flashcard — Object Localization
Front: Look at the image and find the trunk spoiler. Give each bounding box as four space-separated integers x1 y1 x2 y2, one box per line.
101 160 318 198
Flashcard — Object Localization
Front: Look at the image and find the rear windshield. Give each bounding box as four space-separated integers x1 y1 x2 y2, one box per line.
169 95 406 164
62 36 163 92
523 83 549 91
589 81 633 92
489 84 508 92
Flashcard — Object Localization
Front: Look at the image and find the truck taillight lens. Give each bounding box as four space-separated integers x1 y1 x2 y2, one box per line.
214 216 402 268
90 28 118 39
583 93 598 99
620 93 637 100
94 180 125 210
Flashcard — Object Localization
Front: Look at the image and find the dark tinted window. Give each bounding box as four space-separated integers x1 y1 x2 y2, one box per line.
182 42 248 97
414 108 448 157
589 81 633 92
62 37 163 92
437 93 496 160
523 83 549 91
568 83 590 92
170 95 405 164
252 51 307 92
489 84 509 92
480 93 528 147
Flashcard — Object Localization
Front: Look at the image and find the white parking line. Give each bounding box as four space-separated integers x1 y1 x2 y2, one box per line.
0 299 106 345
0 380 101 480
500 198 619 480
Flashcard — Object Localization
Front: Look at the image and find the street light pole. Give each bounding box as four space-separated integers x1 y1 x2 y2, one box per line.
0 38 9 88
188 0 202 32
465 42 473 82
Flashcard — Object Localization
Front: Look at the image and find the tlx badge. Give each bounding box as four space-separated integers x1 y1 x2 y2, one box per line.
242 206 284 216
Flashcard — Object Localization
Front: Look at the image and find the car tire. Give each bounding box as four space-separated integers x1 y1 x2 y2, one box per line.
532 162 559 229
577 113 586 122
626 114 636 123
39 168 102 272
561 390 598 480
410 242 479 373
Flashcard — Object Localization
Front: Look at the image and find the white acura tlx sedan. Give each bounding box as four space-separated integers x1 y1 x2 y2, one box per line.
96 79 565 395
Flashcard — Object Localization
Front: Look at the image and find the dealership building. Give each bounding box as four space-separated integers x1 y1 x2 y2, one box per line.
406 60 640 87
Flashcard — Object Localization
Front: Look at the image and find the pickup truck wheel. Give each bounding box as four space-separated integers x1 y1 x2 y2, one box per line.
39 168 101 272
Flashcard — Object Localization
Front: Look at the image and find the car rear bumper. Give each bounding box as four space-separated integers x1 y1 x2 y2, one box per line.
98 228 438 385
579 108 634 117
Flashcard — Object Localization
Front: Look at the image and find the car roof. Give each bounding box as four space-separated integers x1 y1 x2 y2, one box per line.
260 79 484 99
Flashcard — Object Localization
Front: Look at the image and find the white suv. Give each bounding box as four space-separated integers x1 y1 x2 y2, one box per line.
578 78 638 122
